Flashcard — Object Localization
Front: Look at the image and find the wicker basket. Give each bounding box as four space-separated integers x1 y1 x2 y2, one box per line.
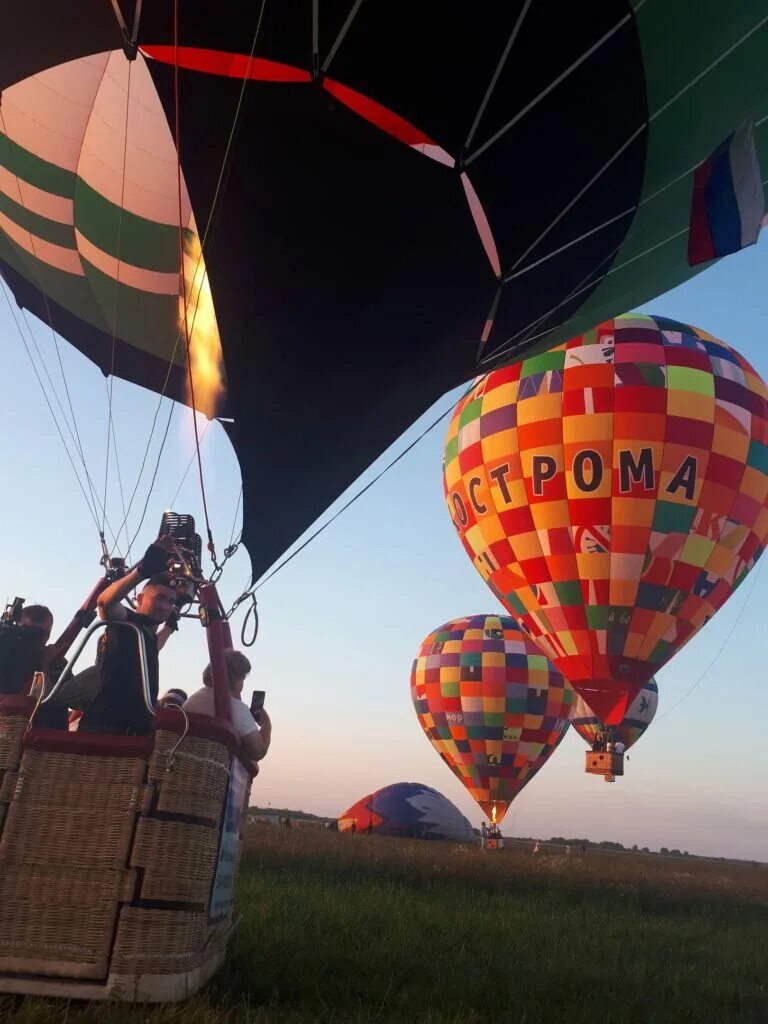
0 770 16 804
131 817 221 903
0 864 136 905
18 748 146 788
0 716 27 772
8 773 152 813
111 908 210 976
0 719 253 998
1 804 140 868
149 730 230 822
0 899 120 979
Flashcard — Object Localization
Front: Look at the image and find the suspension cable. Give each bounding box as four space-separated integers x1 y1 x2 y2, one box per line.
225 380 480 621
174 0 216 564
1 281 105 534
655 558 764 723
167 419 212 510
112 2 267 556
228 485 243 549
127 399 177 553
0 104 120 549
104 377 131 558
18 309 123 552
103 56 133 540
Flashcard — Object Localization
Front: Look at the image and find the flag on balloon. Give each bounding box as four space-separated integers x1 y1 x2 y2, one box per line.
688 121 765 266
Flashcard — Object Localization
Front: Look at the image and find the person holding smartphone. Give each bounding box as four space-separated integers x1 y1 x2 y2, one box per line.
183 649 272 764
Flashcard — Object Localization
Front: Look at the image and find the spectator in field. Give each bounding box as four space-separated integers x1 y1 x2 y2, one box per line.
533 841 540 854
480 822 487 851
183 649 271 764
366 819 374 836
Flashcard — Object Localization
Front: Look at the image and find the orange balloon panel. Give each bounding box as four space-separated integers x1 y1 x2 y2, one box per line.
411 614 573 823
443 315 768 724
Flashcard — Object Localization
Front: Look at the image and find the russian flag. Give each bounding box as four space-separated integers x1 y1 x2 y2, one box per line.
688 121 765 267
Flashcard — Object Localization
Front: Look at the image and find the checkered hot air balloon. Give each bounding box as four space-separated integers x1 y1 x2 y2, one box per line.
443 315 768 726
410 614 573 824
571 677 658 752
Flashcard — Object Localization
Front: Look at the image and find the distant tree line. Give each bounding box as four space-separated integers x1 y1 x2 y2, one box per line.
519 837 692 857
251 806 331 824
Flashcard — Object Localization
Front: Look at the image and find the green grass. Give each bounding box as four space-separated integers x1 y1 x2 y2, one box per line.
2 828 767 1023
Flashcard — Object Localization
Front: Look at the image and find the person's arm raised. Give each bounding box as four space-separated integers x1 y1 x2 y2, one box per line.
241 708 272 762
156 611 179 651
96 536 175 621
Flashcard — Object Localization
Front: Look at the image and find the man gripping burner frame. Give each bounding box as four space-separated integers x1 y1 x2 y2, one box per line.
78 536 182 736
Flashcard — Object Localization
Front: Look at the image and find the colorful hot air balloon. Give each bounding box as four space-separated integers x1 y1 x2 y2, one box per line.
571 677 658 752
443 315 768 725
411 614 573 824
338 782 475 842
3 8 768 578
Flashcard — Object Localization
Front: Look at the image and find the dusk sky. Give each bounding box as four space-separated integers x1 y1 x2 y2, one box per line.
1 235 766 861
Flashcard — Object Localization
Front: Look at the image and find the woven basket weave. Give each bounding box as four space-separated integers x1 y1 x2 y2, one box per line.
111 908 210 975
0 715 27 772
0 744 147 978
150 729 230 821
132 817 221 903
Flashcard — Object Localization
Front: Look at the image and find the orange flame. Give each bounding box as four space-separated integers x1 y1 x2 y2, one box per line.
180 233 225 419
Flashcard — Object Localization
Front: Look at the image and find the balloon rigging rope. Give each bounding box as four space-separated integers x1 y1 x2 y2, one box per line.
655 556 764 723
167 420 213 510
111 0 267 561
0 280 105 535
102 55 133 557
174 0 215 564
226 377 484 622
0 105 110 540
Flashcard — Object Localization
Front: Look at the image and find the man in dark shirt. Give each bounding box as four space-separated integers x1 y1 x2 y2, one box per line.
0 604 53 695
79 537 179 736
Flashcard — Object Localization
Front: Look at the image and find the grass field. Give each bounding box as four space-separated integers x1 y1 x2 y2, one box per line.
2 827 767 1024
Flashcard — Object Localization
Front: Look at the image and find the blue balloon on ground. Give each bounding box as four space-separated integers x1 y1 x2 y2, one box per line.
339 782 475 841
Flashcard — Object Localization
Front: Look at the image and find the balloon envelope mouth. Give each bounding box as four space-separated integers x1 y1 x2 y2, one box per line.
570 682 643 726
479 800 509 825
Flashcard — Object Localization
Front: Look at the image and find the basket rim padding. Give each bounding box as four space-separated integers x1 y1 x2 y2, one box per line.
0 695 36 716
23 730 152 759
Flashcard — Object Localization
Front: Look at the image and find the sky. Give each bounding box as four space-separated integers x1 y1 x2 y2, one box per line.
1 237 767 862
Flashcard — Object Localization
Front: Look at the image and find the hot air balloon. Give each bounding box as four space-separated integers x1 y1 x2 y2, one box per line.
572 677 658 782
2 5 768 578
339 782 475 842
411 614 573 825
443 315 768 728
572 677 658 752
2 6 768 1003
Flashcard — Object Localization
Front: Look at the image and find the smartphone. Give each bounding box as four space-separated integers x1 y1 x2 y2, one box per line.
249 690 265 724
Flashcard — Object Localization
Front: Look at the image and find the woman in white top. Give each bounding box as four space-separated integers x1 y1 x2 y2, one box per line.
183 649 272 763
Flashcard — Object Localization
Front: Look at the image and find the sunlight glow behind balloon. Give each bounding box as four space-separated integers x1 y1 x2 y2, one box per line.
181 231 225 420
